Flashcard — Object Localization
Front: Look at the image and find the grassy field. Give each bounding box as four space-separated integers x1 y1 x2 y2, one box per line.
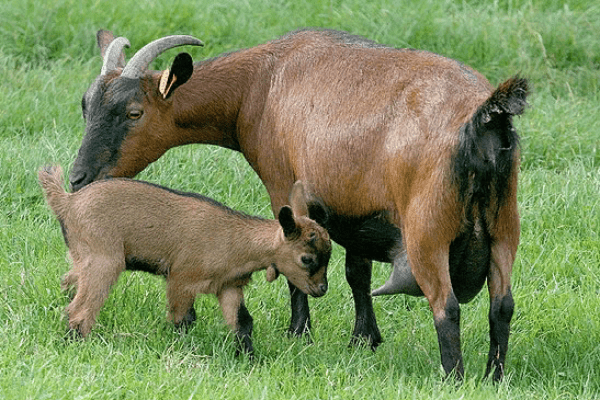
1 0 599 398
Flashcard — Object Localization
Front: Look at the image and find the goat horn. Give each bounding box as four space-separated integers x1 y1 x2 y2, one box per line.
121 35 204 79
100 37 131 75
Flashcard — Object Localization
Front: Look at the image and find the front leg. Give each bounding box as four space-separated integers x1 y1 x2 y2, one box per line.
163 275 196 330
287 280 311 336
176 306 197 332
346 253 382 349
265 188 312 337
217 286 254 355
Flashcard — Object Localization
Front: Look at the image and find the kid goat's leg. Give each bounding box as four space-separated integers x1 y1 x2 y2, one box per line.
218 286 253 355
66 254 125 337
166 276 197 330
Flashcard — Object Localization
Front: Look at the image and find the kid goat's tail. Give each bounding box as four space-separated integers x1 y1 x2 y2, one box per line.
38 165 70 220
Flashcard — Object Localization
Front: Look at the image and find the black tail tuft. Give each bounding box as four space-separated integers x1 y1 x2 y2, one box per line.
475 76 529 122
453 76 529 212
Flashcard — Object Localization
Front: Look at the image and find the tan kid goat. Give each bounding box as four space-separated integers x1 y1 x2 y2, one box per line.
69 29 529 380
39 165 331 355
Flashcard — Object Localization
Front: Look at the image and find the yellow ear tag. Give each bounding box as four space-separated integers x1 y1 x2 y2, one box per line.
158 69 170 99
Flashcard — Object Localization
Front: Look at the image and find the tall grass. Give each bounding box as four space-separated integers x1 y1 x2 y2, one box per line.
1 0 599 398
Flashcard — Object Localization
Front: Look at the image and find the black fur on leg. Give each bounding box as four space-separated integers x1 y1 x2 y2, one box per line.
346 253 382 350
174 306 197 332
234 302 254 357
435 294 464 380
287 280 311 337
485 289 514 382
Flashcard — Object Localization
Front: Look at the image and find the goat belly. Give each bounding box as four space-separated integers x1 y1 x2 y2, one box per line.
125 256 169 277
324 212 401 262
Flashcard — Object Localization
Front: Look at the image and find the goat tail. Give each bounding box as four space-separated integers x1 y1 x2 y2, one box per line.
38 165 70 219
453 76 529 210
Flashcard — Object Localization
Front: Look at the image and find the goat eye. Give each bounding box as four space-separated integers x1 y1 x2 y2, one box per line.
301 255 316 267
127 109 143 120
308 232 319 247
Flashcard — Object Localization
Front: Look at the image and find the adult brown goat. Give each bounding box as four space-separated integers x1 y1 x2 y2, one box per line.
70 28 529 380
39 165 330 355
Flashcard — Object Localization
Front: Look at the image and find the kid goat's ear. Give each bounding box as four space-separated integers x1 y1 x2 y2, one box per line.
278 206 300 239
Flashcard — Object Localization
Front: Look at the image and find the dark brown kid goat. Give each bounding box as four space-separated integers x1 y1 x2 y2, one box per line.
69 28 529 380
39 165 330 355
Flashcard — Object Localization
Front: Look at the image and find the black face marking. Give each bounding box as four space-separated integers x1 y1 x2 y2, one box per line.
71 77 145 191
302 251 328 277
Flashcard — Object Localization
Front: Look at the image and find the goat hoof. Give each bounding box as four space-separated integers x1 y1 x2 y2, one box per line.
64 327 83 342
483 364 504 384
286 320 311 337
235 336 254 358
349 334 382 351
173 307 197 332
182 306 197 325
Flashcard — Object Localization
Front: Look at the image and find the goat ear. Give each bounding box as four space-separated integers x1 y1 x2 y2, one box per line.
278 206 300 239
158 52 194 99
289 181 329 228
97 30 126 68
289 181 309 218
97 30 115 57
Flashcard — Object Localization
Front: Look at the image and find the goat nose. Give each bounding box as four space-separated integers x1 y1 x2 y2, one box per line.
318 283 328 295
69 171 88 192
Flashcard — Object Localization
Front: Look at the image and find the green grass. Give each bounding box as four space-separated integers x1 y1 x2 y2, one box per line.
1 0 599 398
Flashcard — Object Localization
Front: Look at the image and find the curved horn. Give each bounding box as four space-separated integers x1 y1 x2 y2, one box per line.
100 37 131 75
121 35 204 79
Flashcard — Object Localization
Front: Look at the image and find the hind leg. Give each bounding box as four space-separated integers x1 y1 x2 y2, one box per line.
403 212 464 379
485 239 516 382
409 249 463 378
61 251 82 300
65 253 125 337
484 192 519 382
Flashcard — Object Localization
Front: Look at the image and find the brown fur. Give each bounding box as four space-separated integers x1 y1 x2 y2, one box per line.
70 29 528 379
39 165 330 354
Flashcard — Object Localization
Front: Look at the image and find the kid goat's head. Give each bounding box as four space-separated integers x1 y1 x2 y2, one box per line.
70 30 203 191
269 181 331 298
